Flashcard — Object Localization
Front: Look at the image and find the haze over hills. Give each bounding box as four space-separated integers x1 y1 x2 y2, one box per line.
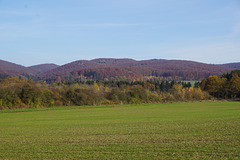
0 58 238 82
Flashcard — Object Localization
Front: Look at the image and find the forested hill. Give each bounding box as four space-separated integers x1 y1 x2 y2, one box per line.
0 59 35 78
37 58 233 82
0 60 58 79
28 63 59 74
221 63 240 69
0 58 237 81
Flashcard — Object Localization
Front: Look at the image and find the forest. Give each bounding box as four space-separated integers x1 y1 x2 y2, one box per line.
0 70 239 109
198 70 240 99
0 58 235 82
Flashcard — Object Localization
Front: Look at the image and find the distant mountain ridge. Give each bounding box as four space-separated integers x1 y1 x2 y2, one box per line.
0 58 239 81
0 60 58 79
221 63 240 69
37 58 235 82
28 63 59 74
0 59 35 78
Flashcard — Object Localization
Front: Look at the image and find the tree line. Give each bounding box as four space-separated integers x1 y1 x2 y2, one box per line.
198 70 240 99
0 77 210 109
1 70 239 109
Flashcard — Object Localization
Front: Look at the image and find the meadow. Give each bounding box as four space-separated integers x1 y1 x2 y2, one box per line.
0 101 239 159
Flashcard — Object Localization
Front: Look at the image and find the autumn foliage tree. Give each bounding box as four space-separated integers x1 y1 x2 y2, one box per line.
199 70 240 99
0 76 213 109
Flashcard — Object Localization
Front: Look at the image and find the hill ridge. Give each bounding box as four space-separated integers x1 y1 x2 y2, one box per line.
37 58 234 82
1 58 238 81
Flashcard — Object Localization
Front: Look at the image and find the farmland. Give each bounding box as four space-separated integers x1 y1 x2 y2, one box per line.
0 101 240 159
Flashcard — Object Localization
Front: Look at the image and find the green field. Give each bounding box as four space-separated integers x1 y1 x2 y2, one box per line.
0 102 240 159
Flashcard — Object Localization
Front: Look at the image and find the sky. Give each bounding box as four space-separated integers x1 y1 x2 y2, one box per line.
0 0 240 66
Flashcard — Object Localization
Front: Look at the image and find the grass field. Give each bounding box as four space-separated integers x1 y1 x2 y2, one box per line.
0 102 240 159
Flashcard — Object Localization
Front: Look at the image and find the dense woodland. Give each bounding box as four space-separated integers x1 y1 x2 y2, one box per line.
0 70 239 109
0 77 208 109
199 70 240 99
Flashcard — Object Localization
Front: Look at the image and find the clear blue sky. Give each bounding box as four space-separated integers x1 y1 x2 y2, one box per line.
0 0 240 66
